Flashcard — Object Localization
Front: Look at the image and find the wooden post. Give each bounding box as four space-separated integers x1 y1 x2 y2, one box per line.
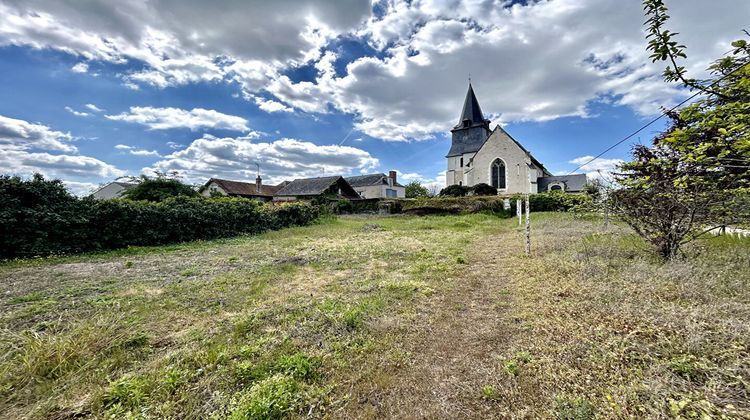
517 198 522 225
525 193 530 256
603 194 609 230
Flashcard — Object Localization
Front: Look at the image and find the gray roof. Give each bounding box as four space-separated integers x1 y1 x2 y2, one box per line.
456 83 486 128
345 173 404 188
201 178 281 197
538 174 588 192
447 83 491 157
275 176 359 198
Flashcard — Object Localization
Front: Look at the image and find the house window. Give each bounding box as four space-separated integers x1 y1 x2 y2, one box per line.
491 158 506 189
386 189 397 198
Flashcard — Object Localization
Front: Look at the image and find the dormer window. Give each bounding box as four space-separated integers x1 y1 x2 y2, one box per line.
463 119 471 128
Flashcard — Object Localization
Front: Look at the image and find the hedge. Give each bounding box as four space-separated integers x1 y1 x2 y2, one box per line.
0 175 320 259
399 192 592 216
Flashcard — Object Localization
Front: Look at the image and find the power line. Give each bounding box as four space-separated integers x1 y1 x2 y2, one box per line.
567 62 748 175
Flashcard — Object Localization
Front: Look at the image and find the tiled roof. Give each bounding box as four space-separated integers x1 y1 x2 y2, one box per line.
275 176 359 198
205 178 281 197
345 173 404 188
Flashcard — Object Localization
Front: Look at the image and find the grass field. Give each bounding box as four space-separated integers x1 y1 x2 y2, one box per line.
1 213 748 418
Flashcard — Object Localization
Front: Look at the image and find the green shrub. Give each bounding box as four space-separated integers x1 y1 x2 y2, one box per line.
401 196 509 216
439 184 471 197
0 175 320 259
509 192 591 213
120 177 198 202
472 183 497 196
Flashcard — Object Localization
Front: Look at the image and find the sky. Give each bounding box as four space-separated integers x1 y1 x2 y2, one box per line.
0 0 747 195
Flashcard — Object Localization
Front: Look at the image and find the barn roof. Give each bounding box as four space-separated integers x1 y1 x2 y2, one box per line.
345 173 404 188
275 176 359 198
203 178 281 197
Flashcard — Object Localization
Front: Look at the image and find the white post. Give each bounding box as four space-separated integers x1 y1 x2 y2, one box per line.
603 193 609 230
517 198 522 225
525 163 531 256
525 193 530 256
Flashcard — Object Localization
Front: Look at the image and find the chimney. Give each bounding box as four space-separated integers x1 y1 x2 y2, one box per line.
388 170 397 185
256 175 262 193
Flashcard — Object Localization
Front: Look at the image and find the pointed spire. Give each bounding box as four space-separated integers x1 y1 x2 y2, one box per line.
457 82 486 127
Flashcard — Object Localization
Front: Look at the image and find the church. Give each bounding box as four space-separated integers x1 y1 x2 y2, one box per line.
446 83 586 194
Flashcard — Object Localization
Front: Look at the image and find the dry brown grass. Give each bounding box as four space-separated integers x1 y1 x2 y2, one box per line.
1 212 747 419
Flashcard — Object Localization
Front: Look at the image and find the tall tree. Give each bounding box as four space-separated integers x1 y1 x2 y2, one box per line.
613 1 749 260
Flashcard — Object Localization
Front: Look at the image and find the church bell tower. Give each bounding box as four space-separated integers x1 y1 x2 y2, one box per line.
446 83 491 185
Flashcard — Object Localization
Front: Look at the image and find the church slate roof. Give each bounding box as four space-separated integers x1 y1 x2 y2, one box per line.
275 176 360 198
345 173 404 188
455 83 486 128
447 83 492 157
537 174 588 192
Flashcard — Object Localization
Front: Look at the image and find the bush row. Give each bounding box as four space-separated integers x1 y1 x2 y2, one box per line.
398 192 592 216
0 175 320 259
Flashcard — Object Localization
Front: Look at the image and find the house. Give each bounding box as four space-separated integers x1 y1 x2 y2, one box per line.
91 181 137 200
446 83 587 193
345 171 405 199
273 176 360 201
199 176 282 202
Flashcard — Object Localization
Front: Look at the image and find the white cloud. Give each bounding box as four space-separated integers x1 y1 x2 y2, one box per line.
254 97 294 113
568 155 624 179
0 149 123 179
0 114 75 152
105 106 250 132
1 0 747 142
0 1 370 89
115 143 161 157
85 103 104 112
70 62 88 73
62 180 99 196
65 106 90 117
0 114 124 184
147 134 379 184
265 0 749 140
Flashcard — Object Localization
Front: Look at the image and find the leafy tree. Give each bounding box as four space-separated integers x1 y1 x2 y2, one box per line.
472 183 497 196
439 184 470 197
613 1 750 260
121 176 199 202
405 181 430 198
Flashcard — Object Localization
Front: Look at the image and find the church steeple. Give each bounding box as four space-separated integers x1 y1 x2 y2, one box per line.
446 82 491 158
456 82 486 128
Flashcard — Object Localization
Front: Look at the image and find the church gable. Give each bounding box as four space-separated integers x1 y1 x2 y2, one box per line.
469 127 545 192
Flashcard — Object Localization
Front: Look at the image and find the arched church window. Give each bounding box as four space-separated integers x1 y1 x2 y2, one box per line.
491 158 506 189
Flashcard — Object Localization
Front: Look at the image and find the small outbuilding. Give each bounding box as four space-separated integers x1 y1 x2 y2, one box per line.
345 171 405 199
537 174 588 193
273 176 360 201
